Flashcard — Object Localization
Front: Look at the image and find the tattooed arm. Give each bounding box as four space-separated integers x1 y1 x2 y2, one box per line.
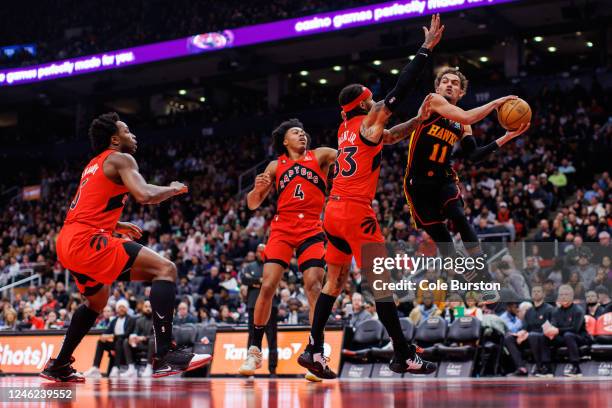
383 94 433 145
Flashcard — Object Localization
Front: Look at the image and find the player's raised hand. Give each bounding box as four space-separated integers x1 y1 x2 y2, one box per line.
170 181 188 195
115 221 143 240
493 95 518 110
422 13 445 50
417 94 434 121
254 173 272 192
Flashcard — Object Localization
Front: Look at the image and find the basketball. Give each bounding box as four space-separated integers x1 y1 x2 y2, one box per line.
497 98 532 131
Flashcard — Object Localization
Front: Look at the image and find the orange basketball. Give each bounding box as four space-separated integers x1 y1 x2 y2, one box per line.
497 98 532 131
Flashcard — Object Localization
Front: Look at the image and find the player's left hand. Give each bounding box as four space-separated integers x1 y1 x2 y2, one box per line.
417 94 434 121
115 221 143 240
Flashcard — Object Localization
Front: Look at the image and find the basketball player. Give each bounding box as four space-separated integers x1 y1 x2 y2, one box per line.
403 68 530 298
40 112 211 382
298 14 445 379
239 119 337 380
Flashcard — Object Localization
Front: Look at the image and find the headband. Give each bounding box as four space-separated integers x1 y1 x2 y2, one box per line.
341 87 372 113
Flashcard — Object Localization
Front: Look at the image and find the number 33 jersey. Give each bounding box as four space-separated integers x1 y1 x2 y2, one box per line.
330 115 383 202
275 150 327 220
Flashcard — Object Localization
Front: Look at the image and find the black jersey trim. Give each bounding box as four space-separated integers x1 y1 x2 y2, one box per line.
277 163 326 196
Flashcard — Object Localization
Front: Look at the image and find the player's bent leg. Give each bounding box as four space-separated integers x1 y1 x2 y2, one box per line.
40 284 111 383
239 262 285 376
129 244 211 377
302 265 324 323
443 200 499 303
297 262 349 380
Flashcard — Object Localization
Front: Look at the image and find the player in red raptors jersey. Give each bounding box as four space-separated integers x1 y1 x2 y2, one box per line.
40 112 211 382
404 68 529 302
298 15 445 379
239 119 336 379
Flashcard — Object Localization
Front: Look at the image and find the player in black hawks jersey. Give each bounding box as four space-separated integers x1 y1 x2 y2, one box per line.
405 68 530 302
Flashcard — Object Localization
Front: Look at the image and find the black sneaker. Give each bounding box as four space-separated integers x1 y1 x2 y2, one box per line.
389 346 437 375
297 348 337 379
152 347 212 378
535 365 554 378
40 357 85 383
508 367 529 377
564 364 582 377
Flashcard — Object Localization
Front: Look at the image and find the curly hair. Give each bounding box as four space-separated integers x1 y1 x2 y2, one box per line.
272 118 305 155
434 68 469 93
89 112 120 154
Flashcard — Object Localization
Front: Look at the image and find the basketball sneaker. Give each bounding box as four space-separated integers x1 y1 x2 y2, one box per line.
152 346 212 378
389 345 437 375
238 346 263 376
297 348 336 379
40 357 86 383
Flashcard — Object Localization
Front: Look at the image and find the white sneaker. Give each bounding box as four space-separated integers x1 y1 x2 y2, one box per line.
238 346 262 376
109 366 120 378
120 365 138 378
141 365 153 378
83 366 102 378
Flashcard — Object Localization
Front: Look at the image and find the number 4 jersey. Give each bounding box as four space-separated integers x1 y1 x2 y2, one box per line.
264 150 327 271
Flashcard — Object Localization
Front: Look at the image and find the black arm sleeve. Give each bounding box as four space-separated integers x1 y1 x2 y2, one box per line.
453 135 499 163
384 47 431 112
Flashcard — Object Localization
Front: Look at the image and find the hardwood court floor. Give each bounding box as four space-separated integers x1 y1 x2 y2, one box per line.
2 376 611 408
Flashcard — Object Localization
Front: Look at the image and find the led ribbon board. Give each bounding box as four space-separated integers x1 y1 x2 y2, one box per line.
0 0 516 87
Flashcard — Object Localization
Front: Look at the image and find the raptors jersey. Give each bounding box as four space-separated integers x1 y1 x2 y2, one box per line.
64 149 129 231
275 150 326 219
330 115 383 201
405 113 463 180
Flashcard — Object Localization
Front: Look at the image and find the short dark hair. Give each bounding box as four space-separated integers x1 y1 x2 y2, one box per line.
339 83 369 118
89 112 120 154
595 285 610 297
272 118 304 155
435 68 469 93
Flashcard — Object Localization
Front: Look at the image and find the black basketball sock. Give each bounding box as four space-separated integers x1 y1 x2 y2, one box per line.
376 298 412 358
252 325 266 349
150 280 176 357
307 293 336 352
56 304 99 366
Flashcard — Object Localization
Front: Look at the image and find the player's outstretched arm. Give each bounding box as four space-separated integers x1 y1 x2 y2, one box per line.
430 93 518 125
110 153 187 204
313 147 337 172
361 15 444 144
455 122 530 163
383 94 433 145
247 161 277 210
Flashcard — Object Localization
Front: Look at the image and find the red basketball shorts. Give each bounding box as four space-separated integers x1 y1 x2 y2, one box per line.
56 223 143 295
263 215 326 272
323 199 385 268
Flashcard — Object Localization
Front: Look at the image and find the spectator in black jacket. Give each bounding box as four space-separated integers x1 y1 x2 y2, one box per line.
83 300 135 378
198 266 222 294
173 302 197 325
539 285 590 377
122 300 154 378
240 244 278 375
504 285 554 376
596 286 612 312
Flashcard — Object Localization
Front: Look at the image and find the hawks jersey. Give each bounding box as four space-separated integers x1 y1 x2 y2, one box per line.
64 149 129 231
405 113 464 179
330 115 383 202
275 150 326 219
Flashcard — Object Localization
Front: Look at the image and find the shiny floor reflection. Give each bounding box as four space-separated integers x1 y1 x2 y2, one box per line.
1 376 611 408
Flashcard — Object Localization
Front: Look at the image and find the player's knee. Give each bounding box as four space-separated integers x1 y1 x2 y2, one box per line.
259 281 276 298
323 281 342 297
158 260 177 281
305 278 322 298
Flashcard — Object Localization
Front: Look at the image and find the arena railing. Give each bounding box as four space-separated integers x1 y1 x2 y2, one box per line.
0 272 42 303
